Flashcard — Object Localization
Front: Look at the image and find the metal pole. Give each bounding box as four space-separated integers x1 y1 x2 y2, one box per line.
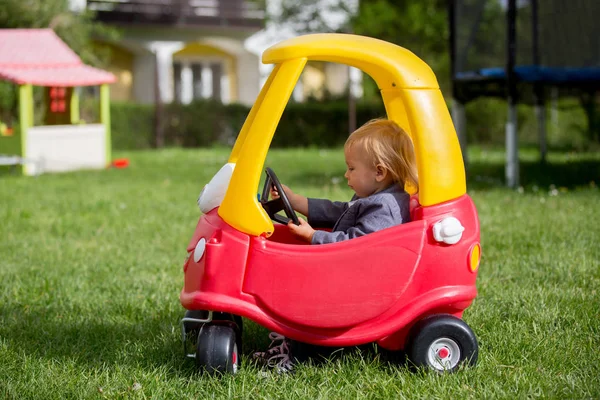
448 0 468 166
505 0 519 188
154 50 164 148
452 101 467 163
348 65 356 134
531 0 547 163
448 0 457 93
345 22 357 135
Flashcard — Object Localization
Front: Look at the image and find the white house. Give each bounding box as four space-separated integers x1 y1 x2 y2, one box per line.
245 0 362 102
77 0 361 106
81 0 264 106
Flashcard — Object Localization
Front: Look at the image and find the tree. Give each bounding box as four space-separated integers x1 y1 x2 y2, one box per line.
0 0 117 66
270 0 450 97
351 0 450 96
272 0 448 56
352 0 448 56
273 0 357 33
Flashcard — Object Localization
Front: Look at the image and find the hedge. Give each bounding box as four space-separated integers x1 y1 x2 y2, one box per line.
110 99 386 150
109 97 596 151
110 102 155 150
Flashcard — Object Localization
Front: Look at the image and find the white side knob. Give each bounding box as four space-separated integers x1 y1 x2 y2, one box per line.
432 217 465 245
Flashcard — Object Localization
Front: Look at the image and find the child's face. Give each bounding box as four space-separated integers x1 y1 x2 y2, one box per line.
344 144 381 198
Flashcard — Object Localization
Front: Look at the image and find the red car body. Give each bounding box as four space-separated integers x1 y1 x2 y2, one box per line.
181 194 479 351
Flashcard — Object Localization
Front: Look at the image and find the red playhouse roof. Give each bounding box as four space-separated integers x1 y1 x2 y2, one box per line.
0 29 116 87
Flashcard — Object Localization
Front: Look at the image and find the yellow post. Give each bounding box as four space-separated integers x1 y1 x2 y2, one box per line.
219 58 307 236
70 87 80 124
100 84 112 165
19 84 33 175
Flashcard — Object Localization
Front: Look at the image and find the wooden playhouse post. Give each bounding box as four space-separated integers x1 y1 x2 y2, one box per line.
70 87 80 124
18 83 33 175
100 83 112 165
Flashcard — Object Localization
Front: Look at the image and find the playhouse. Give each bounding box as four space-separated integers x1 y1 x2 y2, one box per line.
0 29 115 175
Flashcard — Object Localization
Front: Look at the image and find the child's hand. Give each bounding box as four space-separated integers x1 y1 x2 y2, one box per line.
270 184 292 200
269 184 308 217
288 217 315 243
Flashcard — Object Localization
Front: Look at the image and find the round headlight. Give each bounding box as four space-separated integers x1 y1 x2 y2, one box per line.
193 238 206 262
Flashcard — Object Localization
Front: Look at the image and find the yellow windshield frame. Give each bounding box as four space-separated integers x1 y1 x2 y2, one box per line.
219 34 465 237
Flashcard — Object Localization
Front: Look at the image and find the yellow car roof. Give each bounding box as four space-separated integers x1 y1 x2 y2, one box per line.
263 33 439 90
219 34 466 237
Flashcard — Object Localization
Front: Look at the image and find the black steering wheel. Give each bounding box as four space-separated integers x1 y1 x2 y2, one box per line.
260 167 300 225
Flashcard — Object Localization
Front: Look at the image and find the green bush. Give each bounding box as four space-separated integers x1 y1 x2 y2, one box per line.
0 81 18 126
274 100 385 147
117 99 386 150
464 97 595 151
161 100 248 147
90 97 600 151
110 102 155 150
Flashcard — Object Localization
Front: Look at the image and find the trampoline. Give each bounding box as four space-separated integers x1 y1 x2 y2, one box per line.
449 0 600 187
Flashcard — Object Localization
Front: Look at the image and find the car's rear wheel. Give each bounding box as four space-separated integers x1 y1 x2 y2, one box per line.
405 314 478 372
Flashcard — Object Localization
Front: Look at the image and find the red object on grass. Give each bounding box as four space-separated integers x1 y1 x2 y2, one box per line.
112 158 129 168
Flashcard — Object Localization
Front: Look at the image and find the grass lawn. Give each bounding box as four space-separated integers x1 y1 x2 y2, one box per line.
1 147 599 399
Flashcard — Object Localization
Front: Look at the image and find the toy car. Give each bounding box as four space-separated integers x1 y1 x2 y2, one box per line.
179 34 481 374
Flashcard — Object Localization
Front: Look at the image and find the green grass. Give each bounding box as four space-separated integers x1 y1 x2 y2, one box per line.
1 147 599 399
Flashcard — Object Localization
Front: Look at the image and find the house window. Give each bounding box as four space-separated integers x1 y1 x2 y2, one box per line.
45 86 73 125
49 87 67 113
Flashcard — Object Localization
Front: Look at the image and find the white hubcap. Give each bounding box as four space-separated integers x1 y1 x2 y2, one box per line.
427 337 461 371
232 343 239 374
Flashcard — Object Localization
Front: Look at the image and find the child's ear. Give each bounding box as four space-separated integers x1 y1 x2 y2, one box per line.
375 164 388 182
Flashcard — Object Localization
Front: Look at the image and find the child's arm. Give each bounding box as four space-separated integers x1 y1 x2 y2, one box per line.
272 185 348 227
311 202 397 244
306 198 348 228
287 206 375 245
271 184 309 216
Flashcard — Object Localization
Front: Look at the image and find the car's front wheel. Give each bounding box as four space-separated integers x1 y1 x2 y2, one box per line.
196 324 239 374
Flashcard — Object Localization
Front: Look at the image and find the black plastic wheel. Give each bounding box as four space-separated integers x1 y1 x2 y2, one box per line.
196 325 239 374
218 313 243 354
183 310 243 351
405 314 478 373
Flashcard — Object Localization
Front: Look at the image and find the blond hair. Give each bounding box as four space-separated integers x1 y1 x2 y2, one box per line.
345 118 419 192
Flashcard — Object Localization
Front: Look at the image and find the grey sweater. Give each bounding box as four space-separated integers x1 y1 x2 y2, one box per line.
308 184 411 245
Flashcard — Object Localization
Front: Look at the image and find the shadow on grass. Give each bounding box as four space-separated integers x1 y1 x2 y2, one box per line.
3 303 368 377
1 303 410 377
0 305 208 377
